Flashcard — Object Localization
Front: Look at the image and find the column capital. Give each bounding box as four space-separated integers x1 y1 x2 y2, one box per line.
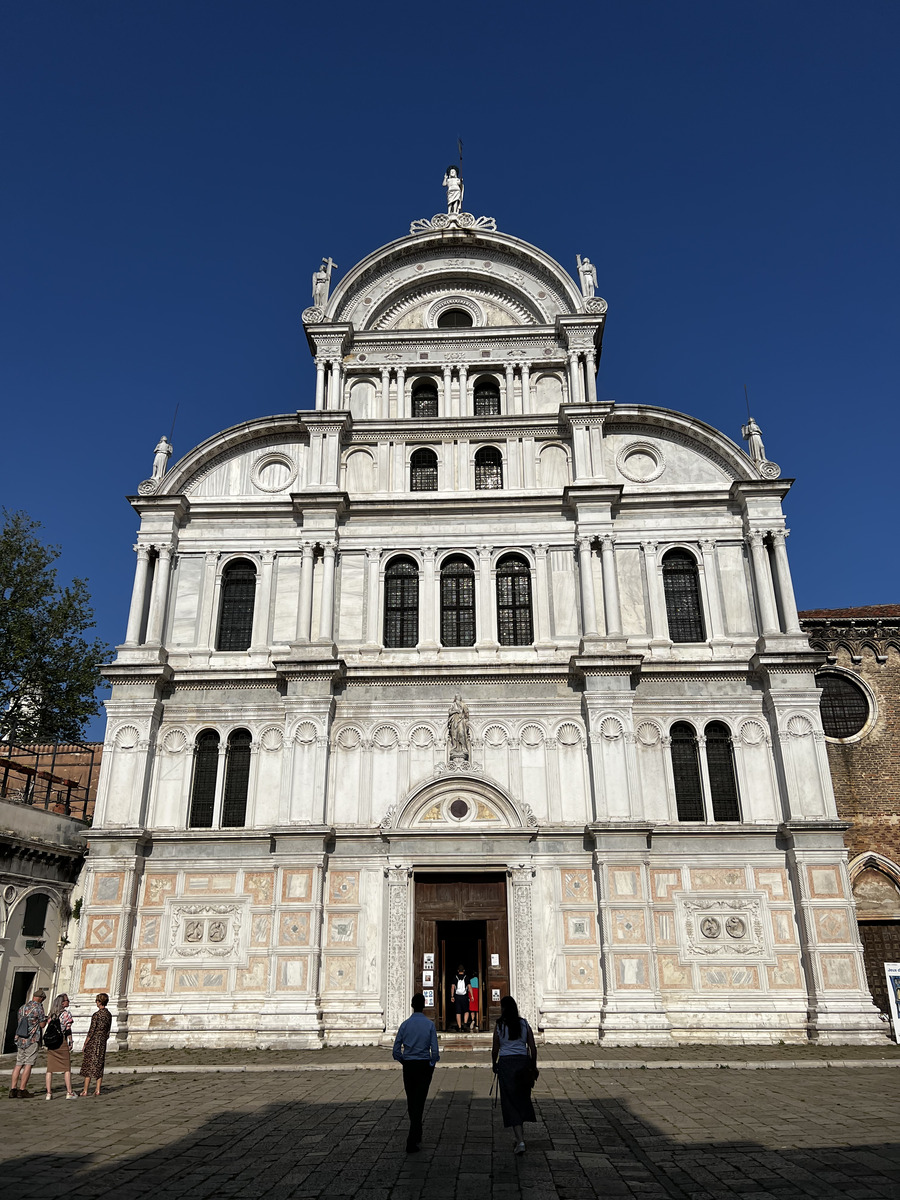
532 543 549 559
699 538 717 553
204 549 219 564
156 543 175 560
366 545 382 562
260 549 276 565
600 534 617 551
133 543 151 560
422 546 437 562
576 535 593 554
640 540 658 554
300 540 315 558
477 544 492 562
322 540 336 558
746 530 765 549
769 529 788 546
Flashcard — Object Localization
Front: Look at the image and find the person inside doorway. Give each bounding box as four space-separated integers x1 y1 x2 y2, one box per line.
450 964 469 1031
468 973 479 1032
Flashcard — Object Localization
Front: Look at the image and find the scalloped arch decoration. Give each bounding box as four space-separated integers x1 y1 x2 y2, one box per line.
408 725 436 748
114 725 141 750
555 722 583 746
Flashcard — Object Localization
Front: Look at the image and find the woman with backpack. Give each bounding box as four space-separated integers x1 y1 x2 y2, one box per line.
491 995 537 1155
44 994 78 1100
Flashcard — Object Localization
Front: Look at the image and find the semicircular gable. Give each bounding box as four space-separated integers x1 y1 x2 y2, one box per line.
152 416 309 498
605 406 766 485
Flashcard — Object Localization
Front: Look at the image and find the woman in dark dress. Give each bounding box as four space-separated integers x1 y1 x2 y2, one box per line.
491 995 537 1154
79 993 112 1096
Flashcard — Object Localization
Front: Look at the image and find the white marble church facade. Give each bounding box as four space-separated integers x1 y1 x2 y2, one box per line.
72 193 885 1047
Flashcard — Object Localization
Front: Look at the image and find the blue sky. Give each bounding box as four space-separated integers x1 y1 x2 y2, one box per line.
2 1 898 738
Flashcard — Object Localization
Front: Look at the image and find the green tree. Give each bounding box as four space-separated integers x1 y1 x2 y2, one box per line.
0 510 110 743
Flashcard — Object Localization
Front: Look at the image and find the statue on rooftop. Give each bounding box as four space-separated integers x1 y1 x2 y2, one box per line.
312 257 338 309
742 416 766 464
443 167 464 215
576 254 597 299
151 436 173 480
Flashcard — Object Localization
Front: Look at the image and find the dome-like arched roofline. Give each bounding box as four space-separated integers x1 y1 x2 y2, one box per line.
150 413 306 497
327 227 585 324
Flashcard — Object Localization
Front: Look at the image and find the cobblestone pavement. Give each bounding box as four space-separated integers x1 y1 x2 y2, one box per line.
4 1066 900 1199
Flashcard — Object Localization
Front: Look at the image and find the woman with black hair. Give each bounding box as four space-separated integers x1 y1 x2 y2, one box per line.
491 995 537 1154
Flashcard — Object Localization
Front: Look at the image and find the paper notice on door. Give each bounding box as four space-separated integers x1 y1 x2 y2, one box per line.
422 970 434 987
491 989 501 1002
423 990 435 1008
490 953 500 967
424 953 435 968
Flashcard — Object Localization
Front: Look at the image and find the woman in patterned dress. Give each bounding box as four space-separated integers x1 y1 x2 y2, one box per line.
79 993 112 1097
44 994 78 1100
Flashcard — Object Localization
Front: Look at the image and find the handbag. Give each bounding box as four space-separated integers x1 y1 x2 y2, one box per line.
514 1062 539 1091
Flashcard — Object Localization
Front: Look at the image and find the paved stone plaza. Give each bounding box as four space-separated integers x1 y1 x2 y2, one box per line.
4 1062 900 1199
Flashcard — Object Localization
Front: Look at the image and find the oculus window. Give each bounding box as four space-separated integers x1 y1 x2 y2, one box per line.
818 672 870 739
437 308 473 328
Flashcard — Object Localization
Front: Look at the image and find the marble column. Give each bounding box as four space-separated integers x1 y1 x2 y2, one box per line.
600 536 623 638
520 363 531 414
123 544 152 646
567 351 582 404
458 366 468 417
421 547 437 647
210 740 227 828
365 547 381 646
533 544 553 646
380 369 390 419
328 359 343 410
641 541 668 642
505 364 517 414
296 541 315 643
318 542 336 643
585 349 598 404
477 545 494 645
442 366 453 418
577 537 599 639
698 539 726 640
314 360 327 411
250 550 276 650
396 368 406 419
769 530 802 634
747 531 779 636
145 545 173 645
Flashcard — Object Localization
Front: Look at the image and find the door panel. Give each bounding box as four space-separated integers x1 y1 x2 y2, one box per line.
859 920 900 1014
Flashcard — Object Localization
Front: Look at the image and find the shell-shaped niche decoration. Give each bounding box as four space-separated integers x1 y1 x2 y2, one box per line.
335 726 361 750
259 727 284 752
738 720 767 746
409 725 435 748
162 728 189 754
115 725 141 750
294 721 318 745
556 722 582 747
635 721 661 747
599 716 624 741
483 725 509 748
785 714 813 739
519 725 545 748
372 725 399 750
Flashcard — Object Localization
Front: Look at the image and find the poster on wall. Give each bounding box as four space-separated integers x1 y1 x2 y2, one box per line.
422 970 434 987
491 989 501 1002
424 953 435 968
423 990 435 1008
885 962 900 1043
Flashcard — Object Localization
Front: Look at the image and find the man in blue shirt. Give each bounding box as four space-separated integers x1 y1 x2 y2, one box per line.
392 993 440 1152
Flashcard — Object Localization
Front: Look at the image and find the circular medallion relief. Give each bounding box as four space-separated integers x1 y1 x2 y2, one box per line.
251 453 297 493
617 442 665 484
700 917 721 939
449 798 469 820
725 916 746 939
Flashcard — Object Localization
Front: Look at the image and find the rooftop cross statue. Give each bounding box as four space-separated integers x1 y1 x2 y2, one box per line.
576 254 597 299
442 166 464 215
312 257 338 309
151 435 173 480
741 416 766 464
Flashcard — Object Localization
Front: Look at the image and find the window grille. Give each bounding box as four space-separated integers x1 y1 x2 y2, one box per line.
670 722 704 820
410 447 438 492
222 728 252 828
441 556 476 647
188 730 220 828
384 557 419 648
474 379 500 416
437 308 473 328
411 382 438 418
496 555 533 646
22 894 49 937
216 559 256 651
818 673 870 738
475 446 503 490
662 549 705 643
704 721 741 821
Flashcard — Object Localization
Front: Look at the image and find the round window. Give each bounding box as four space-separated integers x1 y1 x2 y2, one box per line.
437 308 474 329
817 672 870 739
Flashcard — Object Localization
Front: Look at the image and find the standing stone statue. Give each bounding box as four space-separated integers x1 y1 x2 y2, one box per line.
443 167 464 215
576 254 597 299
447 694 471 762
742 417 766 464
151 436 173 480
312 257 337 308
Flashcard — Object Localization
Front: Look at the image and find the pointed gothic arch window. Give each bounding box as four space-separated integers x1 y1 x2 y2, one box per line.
384 556 419 648
670 722 704 821
216 558 256 651
411 380 438 419
221 728 252 828
441 555 476 647
496 554 533 646
704 721 741 821
473 377 501 417
188 730 220 828
475 446 503 490
662 549 705 643
410 447 438 492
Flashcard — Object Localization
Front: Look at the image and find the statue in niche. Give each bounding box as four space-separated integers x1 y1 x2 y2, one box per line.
576 254 597 299
742 416 766 464
151 436 173 480
443 166 464 215
447 694 471 762
312 256 338 308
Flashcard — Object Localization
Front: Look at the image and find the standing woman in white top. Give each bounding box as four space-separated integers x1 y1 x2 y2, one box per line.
491 995 538 1154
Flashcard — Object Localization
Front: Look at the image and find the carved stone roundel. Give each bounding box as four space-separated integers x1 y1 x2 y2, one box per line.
449 798 469 820
617 442 665 484
252 453 297 493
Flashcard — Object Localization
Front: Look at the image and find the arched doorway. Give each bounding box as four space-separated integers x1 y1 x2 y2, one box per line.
850 853 900 1016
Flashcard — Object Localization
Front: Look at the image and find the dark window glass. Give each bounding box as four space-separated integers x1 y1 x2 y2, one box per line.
222 729 251 828
662 550 705 642
818 673 870 738
22 894 49 937
704 721 741 821
496 555 533 646
410 447 438 492
441 556 476 647
411 382 438 418
384 557 419 648
475 446 503 490
670 722 704 820
216 559 256 651
188 730 220 827
473 378 500 416
437 308 473 328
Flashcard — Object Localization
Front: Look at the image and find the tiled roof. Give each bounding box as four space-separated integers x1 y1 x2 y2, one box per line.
799 605 900 620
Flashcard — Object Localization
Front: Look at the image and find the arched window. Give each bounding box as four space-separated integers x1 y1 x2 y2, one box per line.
670 722 704 821
441 556 476 647
473 377 500 417
662 549 705 643
704 721 740 821
384 557 419 648
496 554 533 646
817 672 870 739
437 308 473 328
475 446 503 490
411 380 438 418
188 730 220 828
216 559 256 651
410 447 438 492
22 893 50 937
222 728 252 828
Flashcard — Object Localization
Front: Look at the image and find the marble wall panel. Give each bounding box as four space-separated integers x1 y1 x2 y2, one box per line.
813 908 852 943
820 955 858 989
134 959 166 992
612 954 650 988
254 743 283 826
237 958 269 991
550 550 578 638
272 556 301 644
85 915 120 949
617 547 648 636
658 955 693 989
807 865 844 898
170 556 202 646
337 553 365 643
699 966 760 989
690 868 747 891
143 874 177 907
278 958 310 990
282 870 313 902
173 968 228 993
767 955 803 989
80 960 113 993
718 543 755 634
289 739 320 824
323 956 358 992
93 873 125 905
184 872 235 894
245 872 275 906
